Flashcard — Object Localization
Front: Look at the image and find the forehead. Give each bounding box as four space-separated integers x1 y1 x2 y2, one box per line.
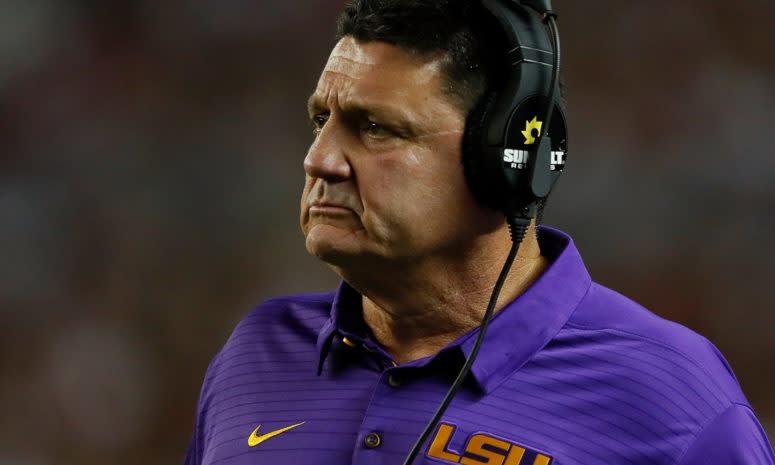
324 36 441 80
309 37 459 122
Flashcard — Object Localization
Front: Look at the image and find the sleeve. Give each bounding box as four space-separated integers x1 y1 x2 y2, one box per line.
181 352 223 465
181 393 205 465
678 403 775 465
183 432 200 465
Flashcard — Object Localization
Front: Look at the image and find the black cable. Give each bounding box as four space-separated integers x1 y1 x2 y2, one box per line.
401 219 529 465
540 15 560 139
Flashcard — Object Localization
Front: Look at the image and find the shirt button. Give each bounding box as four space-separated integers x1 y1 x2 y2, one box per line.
363 432 382 449
387 374 402 388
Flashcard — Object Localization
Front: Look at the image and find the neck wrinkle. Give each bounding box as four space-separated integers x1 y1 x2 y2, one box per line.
359 225 547 364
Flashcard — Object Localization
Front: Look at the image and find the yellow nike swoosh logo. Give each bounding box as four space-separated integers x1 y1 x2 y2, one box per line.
247 422 306 447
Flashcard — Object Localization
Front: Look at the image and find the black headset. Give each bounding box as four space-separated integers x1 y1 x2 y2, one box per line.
463 0 567 222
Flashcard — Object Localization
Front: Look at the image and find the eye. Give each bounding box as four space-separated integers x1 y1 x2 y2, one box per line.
362 120 394 139
310 113 328 135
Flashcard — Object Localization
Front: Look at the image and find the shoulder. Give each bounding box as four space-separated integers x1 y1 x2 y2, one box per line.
534 228 744 408
522 282 773 462
223 291 335 349
230 292 335 336
560 281 748 411
197 291 335 403
677 402 775 464
204 291 335 377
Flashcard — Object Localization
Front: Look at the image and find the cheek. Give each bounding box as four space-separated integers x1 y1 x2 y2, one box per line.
299 177 316 229
359 148 471 228
300 176 315 203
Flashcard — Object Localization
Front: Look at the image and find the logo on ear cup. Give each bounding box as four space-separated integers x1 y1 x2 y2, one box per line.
502 148 565 170
504 115 545 168
521 116 543 145
503 148 529 169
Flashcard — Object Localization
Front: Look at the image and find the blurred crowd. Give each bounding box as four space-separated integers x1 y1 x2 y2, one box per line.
0 1 773 464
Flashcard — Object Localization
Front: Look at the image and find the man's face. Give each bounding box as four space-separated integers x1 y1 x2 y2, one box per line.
301 37 501 269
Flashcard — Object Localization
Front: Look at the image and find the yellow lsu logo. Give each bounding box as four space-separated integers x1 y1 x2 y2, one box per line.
427 423 552 465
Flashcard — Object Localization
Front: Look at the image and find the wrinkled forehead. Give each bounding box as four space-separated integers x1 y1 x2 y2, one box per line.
326 36 441 74
317 38 444 95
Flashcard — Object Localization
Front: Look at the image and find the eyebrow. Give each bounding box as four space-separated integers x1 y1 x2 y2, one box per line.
307 93 325 118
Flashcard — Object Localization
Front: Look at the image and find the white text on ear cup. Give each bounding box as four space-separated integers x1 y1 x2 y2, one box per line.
502 148 565 170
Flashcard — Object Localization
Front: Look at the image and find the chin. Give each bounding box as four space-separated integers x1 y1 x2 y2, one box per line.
305 228 355 263
306 240 341 262
306 234 389 276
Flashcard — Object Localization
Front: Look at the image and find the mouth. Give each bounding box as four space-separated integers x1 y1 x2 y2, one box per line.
308 200 353 215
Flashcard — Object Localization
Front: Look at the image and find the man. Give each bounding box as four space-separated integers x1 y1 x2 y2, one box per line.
184 1 775 464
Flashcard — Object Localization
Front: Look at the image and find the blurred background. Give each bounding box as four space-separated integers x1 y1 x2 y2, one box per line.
0 0 773 463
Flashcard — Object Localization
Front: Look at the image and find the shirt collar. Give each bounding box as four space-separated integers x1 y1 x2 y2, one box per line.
317 226 591 392
316 280 370 375
463 226 591 392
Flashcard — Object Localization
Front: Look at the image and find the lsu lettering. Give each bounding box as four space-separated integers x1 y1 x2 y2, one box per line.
427 423 552 465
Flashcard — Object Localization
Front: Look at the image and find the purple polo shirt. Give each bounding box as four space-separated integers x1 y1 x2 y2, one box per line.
184 227 774 465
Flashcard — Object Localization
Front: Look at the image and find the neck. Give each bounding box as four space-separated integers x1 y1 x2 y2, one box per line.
343 222 547 364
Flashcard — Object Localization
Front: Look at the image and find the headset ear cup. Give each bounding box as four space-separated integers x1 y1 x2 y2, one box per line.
462 90 502 212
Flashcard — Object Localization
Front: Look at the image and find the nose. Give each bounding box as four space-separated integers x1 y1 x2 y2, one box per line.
303 120 352 183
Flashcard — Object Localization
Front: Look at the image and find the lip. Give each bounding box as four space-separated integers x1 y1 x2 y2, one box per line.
308 201 353 215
